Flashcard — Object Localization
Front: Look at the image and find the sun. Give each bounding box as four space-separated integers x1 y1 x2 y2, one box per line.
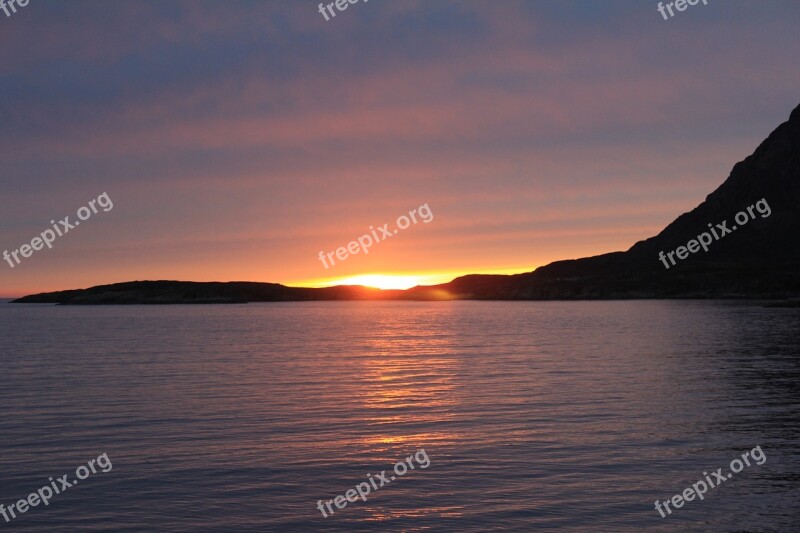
290 272 459 291
289 268 534 292
335 274 425 290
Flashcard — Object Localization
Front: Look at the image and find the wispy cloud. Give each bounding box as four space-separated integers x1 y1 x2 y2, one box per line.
1 0 799 296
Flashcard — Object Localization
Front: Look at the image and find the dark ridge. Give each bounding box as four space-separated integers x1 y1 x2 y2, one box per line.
13 281 402 305
407 102 800 300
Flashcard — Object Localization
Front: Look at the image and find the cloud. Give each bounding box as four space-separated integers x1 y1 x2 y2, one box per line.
2 0 799 295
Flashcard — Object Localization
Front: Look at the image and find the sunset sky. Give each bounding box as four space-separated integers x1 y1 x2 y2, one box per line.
1 1 799 297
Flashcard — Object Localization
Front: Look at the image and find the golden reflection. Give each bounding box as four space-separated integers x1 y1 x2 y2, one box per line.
362 505 465 521
358 311 461 450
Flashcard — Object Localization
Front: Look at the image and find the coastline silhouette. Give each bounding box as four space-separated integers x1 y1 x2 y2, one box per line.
14 103 800 305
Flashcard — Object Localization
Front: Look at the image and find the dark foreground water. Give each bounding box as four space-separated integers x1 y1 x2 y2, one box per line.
1 300 798 532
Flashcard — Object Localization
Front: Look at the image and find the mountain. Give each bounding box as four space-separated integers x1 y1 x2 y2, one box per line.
407 102 800 300
13 104 800 304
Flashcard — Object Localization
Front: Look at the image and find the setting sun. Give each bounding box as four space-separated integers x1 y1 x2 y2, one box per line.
333 274 427 290
286 268 535 293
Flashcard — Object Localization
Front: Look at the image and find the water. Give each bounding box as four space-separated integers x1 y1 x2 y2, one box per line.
1 300 798 532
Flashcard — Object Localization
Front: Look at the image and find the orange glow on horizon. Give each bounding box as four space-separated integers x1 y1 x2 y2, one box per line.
321 274 437 290
289 267 537 291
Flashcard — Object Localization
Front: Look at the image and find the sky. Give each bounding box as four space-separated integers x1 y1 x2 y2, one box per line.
1 0 799 297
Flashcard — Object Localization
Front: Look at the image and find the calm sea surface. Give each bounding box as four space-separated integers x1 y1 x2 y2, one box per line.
1 300 798 532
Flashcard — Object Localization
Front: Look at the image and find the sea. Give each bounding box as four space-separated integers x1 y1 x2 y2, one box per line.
1 300 798 532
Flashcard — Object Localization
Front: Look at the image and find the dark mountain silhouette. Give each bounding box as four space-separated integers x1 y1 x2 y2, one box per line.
408 102 800 300
14 103 800 305
12 281 403 304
